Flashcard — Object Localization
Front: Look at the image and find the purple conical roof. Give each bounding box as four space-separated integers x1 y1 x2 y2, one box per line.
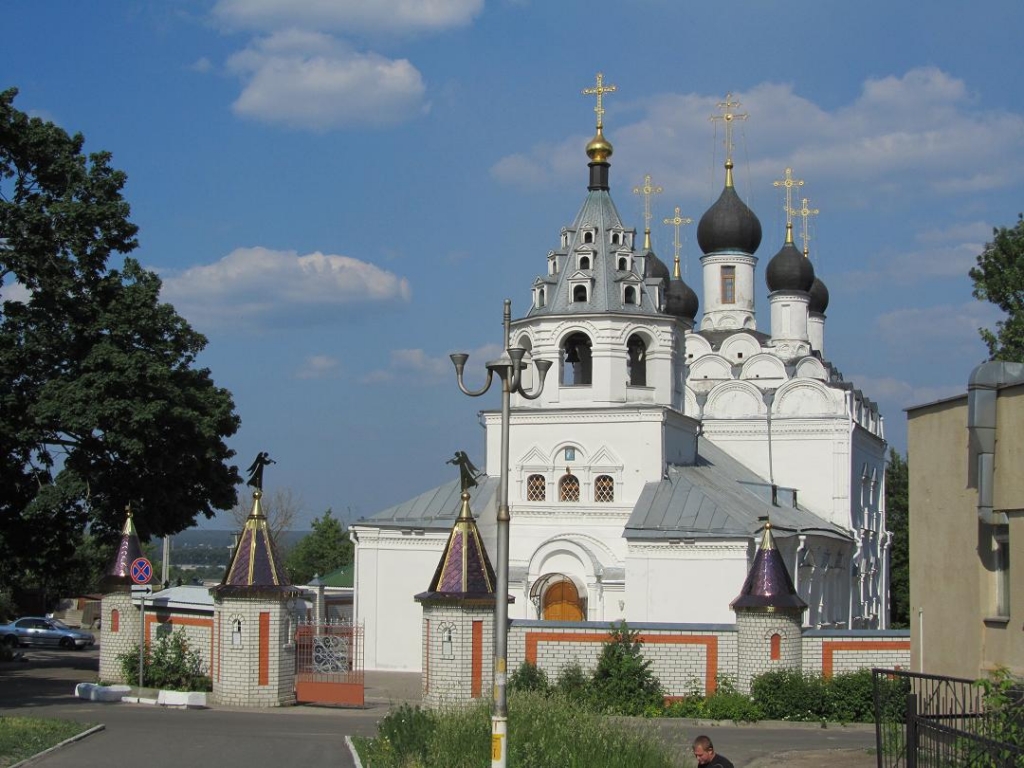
731 523 807 612
212 490 294 596
416 491 497 603
104 507 145 589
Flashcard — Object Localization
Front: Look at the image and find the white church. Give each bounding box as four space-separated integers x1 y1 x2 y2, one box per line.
351 89 889 673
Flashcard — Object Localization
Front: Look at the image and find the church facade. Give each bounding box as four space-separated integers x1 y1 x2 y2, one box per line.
351 90 888 673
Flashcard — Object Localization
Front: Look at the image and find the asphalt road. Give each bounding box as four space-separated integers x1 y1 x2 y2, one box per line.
0 648 879 767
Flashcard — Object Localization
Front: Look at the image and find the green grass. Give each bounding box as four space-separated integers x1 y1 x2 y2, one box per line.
353 691 679 767
0 716 96 767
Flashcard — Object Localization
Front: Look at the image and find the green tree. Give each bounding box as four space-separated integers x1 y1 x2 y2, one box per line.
886 449 909 628
590 621 664 715
970 214 1024 361
285 509 353 584
0 88 240 597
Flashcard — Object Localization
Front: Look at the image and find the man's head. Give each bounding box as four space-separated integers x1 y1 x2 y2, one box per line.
692 735 716 765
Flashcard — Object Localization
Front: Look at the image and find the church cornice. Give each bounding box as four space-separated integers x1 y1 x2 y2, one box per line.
482 407 693 425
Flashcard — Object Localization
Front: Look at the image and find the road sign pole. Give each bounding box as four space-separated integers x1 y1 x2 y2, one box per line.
138 593 145 688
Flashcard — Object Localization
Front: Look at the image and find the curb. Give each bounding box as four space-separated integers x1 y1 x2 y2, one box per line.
9 724 105 768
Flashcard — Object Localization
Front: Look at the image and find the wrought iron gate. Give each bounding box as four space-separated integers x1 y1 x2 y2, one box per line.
295 620 364 706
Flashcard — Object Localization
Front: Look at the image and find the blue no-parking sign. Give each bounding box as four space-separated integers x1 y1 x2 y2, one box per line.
130 557 152 585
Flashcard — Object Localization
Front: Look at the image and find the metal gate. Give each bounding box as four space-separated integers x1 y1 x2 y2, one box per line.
295 620 364 706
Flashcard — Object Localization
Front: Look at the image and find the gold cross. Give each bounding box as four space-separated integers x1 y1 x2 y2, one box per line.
582 72 617 130
773 168 805 228
789 197 820 257
663 206 693 278
710 93 748 161
633 174 663 243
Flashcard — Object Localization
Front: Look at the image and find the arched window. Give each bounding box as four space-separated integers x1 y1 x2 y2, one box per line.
561 333 592 386
624 286 636 305
627 334 647 386
579 255 591 270
770 633 781 661
611 232 620 245
584 231 593 243
618 257 628 270
573 285 588 303
527 474 546 501
559 474 580 502
537 288 545 308
594 475 614 502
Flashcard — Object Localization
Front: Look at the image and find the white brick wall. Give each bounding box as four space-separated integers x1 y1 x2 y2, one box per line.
421 603 494 707
212 596 296 707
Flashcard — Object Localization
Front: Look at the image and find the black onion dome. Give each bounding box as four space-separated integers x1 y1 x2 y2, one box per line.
697 185 762 255
765 241 815 292
665 277 699 319
808 276 830 314
646 250 670 284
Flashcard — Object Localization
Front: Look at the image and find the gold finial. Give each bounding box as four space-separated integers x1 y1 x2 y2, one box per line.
773 168 805 234
710 93 748 163
125 502 133 518
582 72 617 130
789 197 820 258
633 174 663 250
663 206 693 279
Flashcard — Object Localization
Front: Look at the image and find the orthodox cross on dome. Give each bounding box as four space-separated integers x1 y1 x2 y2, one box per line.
710 93 748 162
633 174 663 250
790 197 820 258
582 72 617 130
773 167 805 241
663 206 693 279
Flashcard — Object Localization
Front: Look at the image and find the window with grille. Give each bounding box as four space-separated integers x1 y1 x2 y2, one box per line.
527 474 546 501
594 475 614 502
559 474 580 502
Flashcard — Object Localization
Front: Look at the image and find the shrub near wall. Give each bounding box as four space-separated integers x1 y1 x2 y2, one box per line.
751 669 875 723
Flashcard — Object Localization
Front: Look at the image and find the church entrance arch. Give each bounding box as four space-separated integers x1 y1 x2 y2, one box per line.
532 575 585 621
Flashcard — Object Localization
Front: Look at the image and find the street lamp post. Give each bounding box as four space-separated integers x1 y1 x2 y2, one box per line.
451 299 551 768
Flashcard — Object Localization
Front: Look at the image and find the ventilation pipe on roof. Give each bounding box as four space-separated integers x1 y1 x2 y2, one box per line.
967 361 1024 524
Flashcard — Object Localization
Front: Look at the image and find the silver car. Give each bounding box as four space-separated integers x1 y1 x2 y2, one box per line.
0 617 96 649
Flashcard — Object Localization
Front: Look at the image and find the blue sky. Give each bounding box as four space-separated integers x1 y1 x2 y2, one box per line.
6 1 1023 529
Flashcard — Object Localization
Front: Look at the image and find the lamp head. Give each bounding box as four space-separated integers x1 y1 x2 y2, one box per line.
450 353 469 373
534 359 553 378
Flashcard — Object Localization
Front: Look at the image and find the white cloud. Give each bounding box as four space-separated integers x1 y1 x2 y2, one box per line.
189 57 213 73
875 301 1001 353
227 31 428 130
363 342 503 384
295 355 340 379
845 373 964 411
212 0 483 36
492 68 1024 204
161 246 411 329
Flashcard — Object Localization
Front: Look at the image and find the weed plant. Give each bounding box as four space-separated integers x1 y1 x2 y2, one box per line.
117 629 211 692
356 691 676 767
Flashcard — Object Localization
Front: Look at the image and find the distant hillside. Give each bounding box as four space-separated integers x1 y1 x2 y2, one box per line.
170 529 310 549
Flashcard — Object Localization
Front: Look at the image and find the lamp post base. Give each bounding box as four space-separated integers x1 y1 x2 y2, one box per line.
491 715 508 767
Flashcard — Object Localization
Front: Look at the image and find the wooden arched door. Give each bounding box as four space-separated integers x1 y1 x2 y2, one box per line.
542 579 584 621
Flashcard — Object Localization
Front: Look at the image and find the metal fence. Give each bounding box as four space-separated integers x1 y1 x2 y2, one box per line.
294 619 364 706
872 668 1024 767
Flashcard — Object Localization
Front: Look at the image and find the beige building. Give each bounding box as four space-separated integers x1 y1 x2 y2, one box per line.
907 361 1024 679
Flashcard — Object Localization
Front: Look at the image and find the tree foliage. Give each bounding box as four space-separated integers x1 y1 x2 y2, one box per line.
0 88 240 595
886 449 909 628
970 214 1024 362
590 621 664 716
285 509 353 584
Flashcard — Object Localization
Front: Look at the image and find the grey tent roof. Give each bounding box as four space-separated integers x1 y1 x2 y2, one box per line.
625 438 850 541
358 475 500 531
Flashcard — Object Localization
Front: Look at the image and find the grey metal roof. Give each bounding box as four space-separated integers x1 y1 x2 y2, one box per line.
625 438 850 541
527 188 662 318
358 476 500 532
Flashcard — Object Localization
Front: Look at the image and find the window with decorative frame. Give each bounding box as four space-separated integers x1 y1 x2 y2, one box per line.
594 475 614 502
559 474 580 502
721 265 736 304
527 474 546 501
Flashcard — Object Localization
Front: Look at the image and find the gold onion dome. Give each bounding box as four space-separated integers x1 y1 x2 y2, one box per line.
586 126 613 162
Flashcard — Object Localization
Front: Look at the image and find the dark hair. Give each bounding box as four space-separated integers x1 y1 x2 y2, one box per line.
692 735 714 752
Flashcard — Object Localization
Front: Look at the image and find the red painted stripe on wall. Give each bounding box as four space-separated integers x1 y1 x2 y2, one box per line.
259 612 270 686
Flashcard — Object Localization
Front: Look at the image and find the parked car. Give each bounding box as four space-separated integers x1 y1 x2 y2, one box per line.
0 617 96 649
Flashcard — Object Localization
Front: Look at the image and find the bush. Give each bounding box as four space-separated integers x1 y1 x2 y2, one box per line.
362 703 438 766
825 669 875 723
751 669 876 723
117 629 211 692
590 622 664 716
554 660 591 706
509 660 549 694
664 677 762 722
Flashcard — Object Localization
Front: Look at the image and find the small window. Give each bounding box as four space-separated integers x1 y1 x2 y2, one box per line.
579 256 591 270
527 474 546 501
584 231 594 243
611 232 620 245
594 475 614 502
627 334 647 386
561 333 592 386
624 286 636 305
564 447 576 461
559 474 580 502
770 633 781 661
618 257 627 270
721 266 736 304
537 288 545 308
111 609 120 633
573 285 588 303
